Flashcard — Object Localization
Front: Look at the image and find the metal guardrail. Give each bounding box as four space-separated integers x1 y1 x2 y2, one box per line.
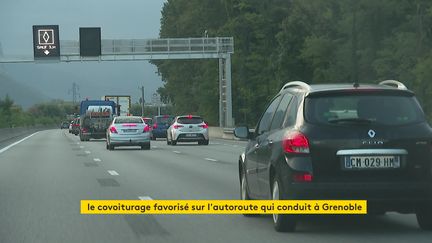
0 125 55 144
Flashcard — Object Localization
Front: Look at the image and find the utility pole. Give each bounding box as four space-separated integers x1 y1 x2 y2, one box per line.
69 82 79 104
152 92 162 116
140 86 145 117
0 41 3 57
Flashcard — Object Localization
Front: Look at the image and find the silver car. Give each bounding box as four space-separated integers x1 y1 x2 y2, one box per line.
106 116 151 150
166 115 209 145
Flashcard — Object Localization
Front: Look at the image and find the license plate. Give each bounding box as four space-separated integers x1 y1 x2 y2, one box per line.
122 129 137 133
343 156 400 169
185 133 197 137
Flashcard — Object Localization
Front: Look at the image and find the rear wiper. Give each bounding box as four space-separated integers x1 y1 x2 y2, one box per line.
328 118 373 124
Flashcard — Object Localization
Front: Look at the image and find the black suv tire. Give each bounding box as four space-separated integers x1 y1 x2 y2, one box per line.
141 143 151 150
416 204 432 230
240 166 258 217
272 173 297 232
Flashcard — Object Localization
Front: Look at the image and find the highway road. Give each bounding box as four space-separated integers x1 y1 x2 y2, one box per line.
0 129 431 242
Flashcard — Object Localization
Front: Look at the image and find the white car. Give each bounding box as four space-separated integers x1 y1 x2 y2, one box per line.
166 115 209 145
106 116 151 150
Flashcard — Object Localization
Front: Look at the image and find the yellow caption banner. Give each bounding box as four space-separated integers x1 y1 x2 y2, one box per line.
81 200 367 214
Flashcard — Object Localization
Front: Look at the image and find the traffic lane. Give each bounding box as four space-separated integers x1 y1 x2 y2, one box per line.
77 137 241 200
72 133 432 242
151 139 246 165
1 130 429 243
0 130 165 243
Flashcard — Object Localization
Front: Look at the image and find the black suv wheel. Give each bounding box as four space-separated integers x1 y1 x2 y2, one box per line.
417 204 432 230
240 165 258 217
272 173 297 232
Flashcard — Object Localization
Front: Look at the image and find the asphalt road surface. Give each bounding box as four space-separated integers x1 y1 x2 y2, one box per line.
0 129 431 242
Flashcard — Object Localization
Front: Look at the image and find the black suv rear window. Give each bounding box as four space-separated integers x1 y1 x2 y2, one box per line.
305 94 425 126
156 116 173 124
177 117 203 124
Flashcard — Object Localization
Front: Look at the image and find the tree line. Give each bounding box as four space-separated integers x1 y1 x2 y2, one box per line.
153 0 432 126
0 95 75 128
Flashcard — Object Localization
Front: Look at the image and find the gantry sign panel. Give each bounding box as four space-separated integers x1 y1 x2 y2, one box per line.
79 27 101 57
32 25 60 60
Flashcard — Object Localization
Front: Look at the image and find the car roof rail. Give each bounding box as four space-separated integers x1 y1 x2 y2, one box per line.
379 80 407 90
280 81 311 93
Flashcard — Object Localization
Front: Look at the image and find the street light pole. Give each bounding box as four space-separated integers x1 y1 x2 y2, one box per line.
140 86 145 117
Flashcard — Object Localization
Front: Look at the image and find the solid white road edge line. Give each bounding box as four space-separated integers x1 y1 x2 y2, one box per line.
0 132 39 154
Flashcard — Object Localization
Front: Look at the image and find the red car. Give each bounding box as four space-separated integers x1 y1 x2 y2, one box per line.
142 117 153 132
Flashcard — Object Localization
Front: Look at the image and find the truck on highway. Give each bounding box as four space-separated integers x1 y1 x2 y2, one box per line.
79 100 116 141
102 95 131 116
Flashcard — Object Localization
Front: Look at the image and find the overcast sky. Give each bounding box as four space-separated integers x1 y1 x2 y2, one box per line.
0 0 167 104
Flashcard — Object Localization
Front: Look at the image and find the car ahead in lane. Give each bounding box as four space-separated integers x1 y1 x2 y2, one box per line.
142 117 153 127
60 121 69 129
68 120 74 133
106 116 151 150
151 115 174 140
142 117 153 133
234 80 432 232
71 118 80 135
167 115 209 145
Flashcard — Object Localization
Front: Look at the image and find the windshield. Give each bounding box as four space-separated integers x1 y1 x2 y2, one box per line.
143 118 153 125
114 117 143 124
87 105 113 113
305 94 425 126
177 117 203 124
155 116 173 124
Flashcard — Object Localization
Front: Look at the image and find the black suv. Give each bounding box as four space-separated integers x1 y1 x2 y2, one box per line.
234 80 432 232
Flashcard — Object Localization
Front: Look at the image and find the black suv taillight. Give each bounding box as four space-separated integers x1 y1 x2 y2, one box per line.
282 131 310 154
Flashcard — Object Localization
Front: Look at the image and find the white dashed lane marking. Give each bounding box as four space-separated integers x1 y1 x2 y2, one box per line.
85 151 91 154
204 158 218 162
79 146 84 149
138 196 153 200
93 158 101 162
107 170 119 176
173 151 181 154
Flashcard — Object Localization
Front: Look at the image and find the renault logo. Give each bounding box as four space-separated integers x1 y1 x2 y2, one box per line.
368 129 376 138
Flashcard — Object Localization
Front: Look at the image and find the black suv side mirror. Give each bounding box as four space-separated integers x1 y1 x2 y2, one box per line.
234 126 250 139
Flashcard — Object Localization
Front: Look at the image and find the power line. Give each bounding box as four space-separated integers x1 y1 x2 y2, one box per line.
68 82 80 104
